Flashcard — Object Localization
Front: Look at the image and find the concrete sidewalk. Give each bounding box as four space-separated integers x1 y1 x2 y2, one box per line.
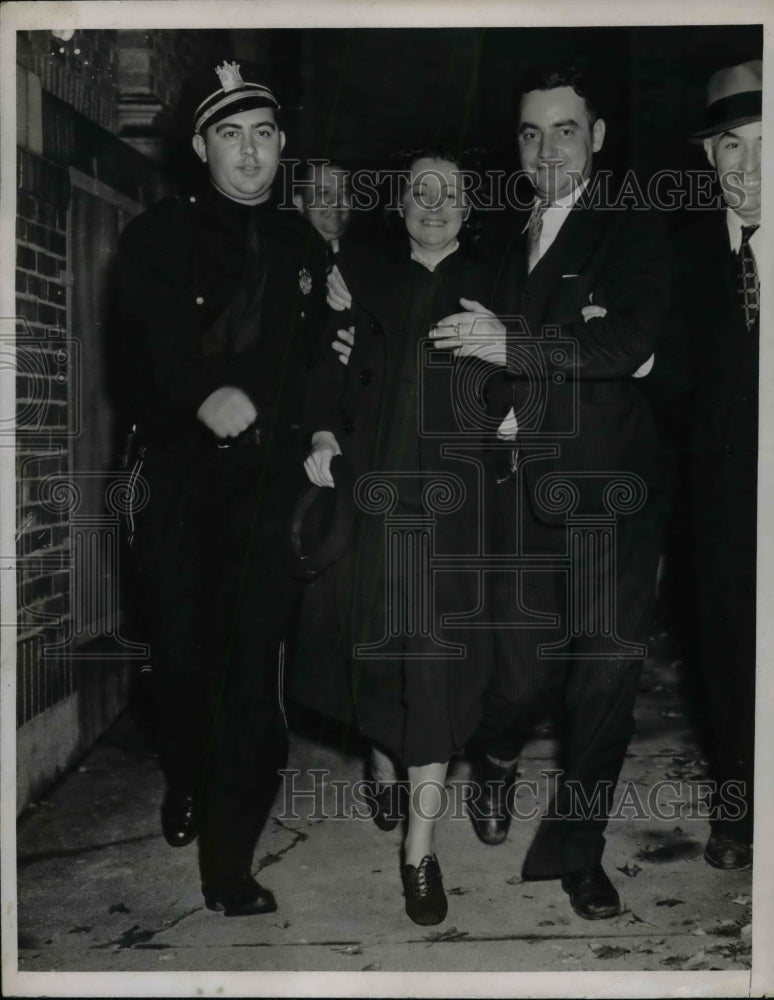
13 651 754 983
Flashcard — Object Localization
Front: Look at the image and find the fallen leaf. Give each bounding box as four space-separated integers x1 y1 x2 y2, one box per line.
108 903 129 915
332 945 362 955
589 943 630 960
505 875 522 886
656 898 685 908
710 919 741 937
425 926 469 943
361 962 381 971
617 863 642 878
731 895 752 907
660 954 690 968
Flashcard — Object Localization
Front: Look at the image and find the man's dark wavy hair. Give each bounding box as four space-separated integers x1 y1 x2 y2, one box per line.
517 63 600 125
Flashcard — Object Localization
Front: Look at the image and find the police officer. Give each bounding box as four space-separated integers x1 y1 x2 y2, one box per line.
118 63 327 915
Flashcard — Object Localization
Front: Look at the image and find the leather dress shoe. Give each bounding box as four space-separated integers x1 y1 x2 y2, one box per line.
561 865 621 920
203 874 277 917
401 855 448 926
365 780 406 832
704 834 753 871
468 756 519 846
161 787 198 847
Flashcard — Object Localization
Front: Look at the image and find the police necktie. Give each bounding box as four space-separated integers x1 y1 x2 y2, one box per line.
230 209 267 353
738 224 760 330
527 200 550 273
199 210 267 357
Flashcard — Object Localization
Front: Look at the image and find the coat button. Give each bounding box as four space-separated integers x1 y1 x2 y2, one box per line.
341 417 355 434
195 296 204 305
359 369 373 385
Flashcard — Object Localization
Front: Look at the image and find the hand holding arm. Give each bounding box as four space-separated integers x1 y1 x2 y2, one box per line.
304 430 342 488
430 298 507 367
326 265 353 312
332 326 355 366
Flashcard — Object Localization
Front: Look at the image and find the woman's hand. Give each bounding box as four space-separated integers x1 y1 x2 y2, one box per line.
304 430 342 488
430 298 507 367
326 265 352 311
332 326 355 365
581 304 607 322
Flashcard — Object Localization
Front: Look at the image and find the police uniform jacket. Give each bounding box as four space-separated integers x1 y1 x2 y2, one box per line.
118 182 328 461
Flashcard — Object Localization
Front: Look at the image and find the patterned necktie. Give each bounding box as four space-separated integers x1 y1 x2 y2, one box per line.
738 224 760 330
527 200 550 273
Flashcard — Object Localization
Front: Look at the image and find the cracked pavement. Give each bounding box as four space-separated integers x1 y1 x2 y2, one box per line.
12 646 756 986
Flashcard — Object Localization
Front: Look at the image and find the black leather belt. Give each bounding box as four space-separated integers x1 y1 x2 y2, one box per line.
216 423 262 450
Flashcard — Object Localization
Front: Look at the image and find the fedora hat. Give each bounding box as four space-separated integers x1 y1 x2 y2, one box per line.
692 59 762 138
286 453 356 582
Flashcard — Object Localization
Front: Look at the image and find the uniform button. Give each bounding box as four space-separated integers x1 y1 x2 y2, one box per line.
195 296 204 305
189 195 196 203
359 369 373 385
300 310 306 319
341 417 355 434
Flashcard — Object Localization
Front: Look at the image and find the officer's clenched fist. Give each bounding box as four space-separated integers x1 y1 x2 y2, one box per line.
197 386 257 438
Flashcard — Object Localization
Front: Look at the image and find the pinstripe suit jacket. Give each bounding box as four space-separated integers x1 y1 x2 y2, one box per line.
485 185 670 525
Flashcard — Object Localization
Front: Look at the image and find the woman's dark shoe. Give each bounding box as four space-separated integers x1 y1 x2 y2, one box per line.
401 854 448 925
203 874 277 917
365 781 406 832
161 787 198 847
704 834 753 870
561 864 621 920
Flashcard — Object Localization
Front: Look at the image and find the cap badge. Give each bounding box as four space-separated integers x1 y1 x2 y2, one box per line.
215 61 244 93
299 268 313 296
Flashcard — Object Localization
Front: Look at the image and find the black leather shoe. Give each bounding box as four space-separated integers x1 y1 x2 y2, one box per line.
401 855 448 926
365 781 406 832
704 834 753 871
561 865 621 920
203 875 277 917
468 756 519 846
161 787 198 847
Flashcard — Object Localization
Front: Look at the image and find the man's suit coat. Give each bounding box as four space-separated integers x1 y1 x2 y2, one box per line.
680 210 759 558
669 208 758 844
486 187 670 524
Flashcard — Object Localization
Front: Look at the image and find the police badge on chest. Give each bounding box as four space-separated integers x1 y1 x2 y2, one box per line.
298 268 312 295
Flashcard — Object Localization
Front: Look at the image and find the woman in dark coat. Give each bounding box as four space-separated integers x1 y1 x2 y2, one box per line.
304 149 502 925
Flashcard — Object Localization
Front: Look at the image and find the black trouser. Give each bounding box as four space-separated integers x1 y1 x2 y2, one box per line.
693 537 756 845
131 435 306 892
474 472 659 878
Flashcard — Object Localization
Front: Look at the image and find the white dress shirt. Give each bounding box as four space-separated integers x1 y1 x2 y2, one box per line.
524 177 590 264
725 207 761 258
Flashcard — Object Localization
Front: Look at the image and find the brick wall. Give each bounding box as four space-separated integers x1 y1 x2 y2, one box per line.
15 149 72 710
13 29 236 812
117 28 230 111
17 29 119 133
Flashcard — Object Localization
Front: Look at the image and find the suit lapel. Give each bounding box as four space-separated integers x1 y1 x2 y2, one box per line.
494 191 618 335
